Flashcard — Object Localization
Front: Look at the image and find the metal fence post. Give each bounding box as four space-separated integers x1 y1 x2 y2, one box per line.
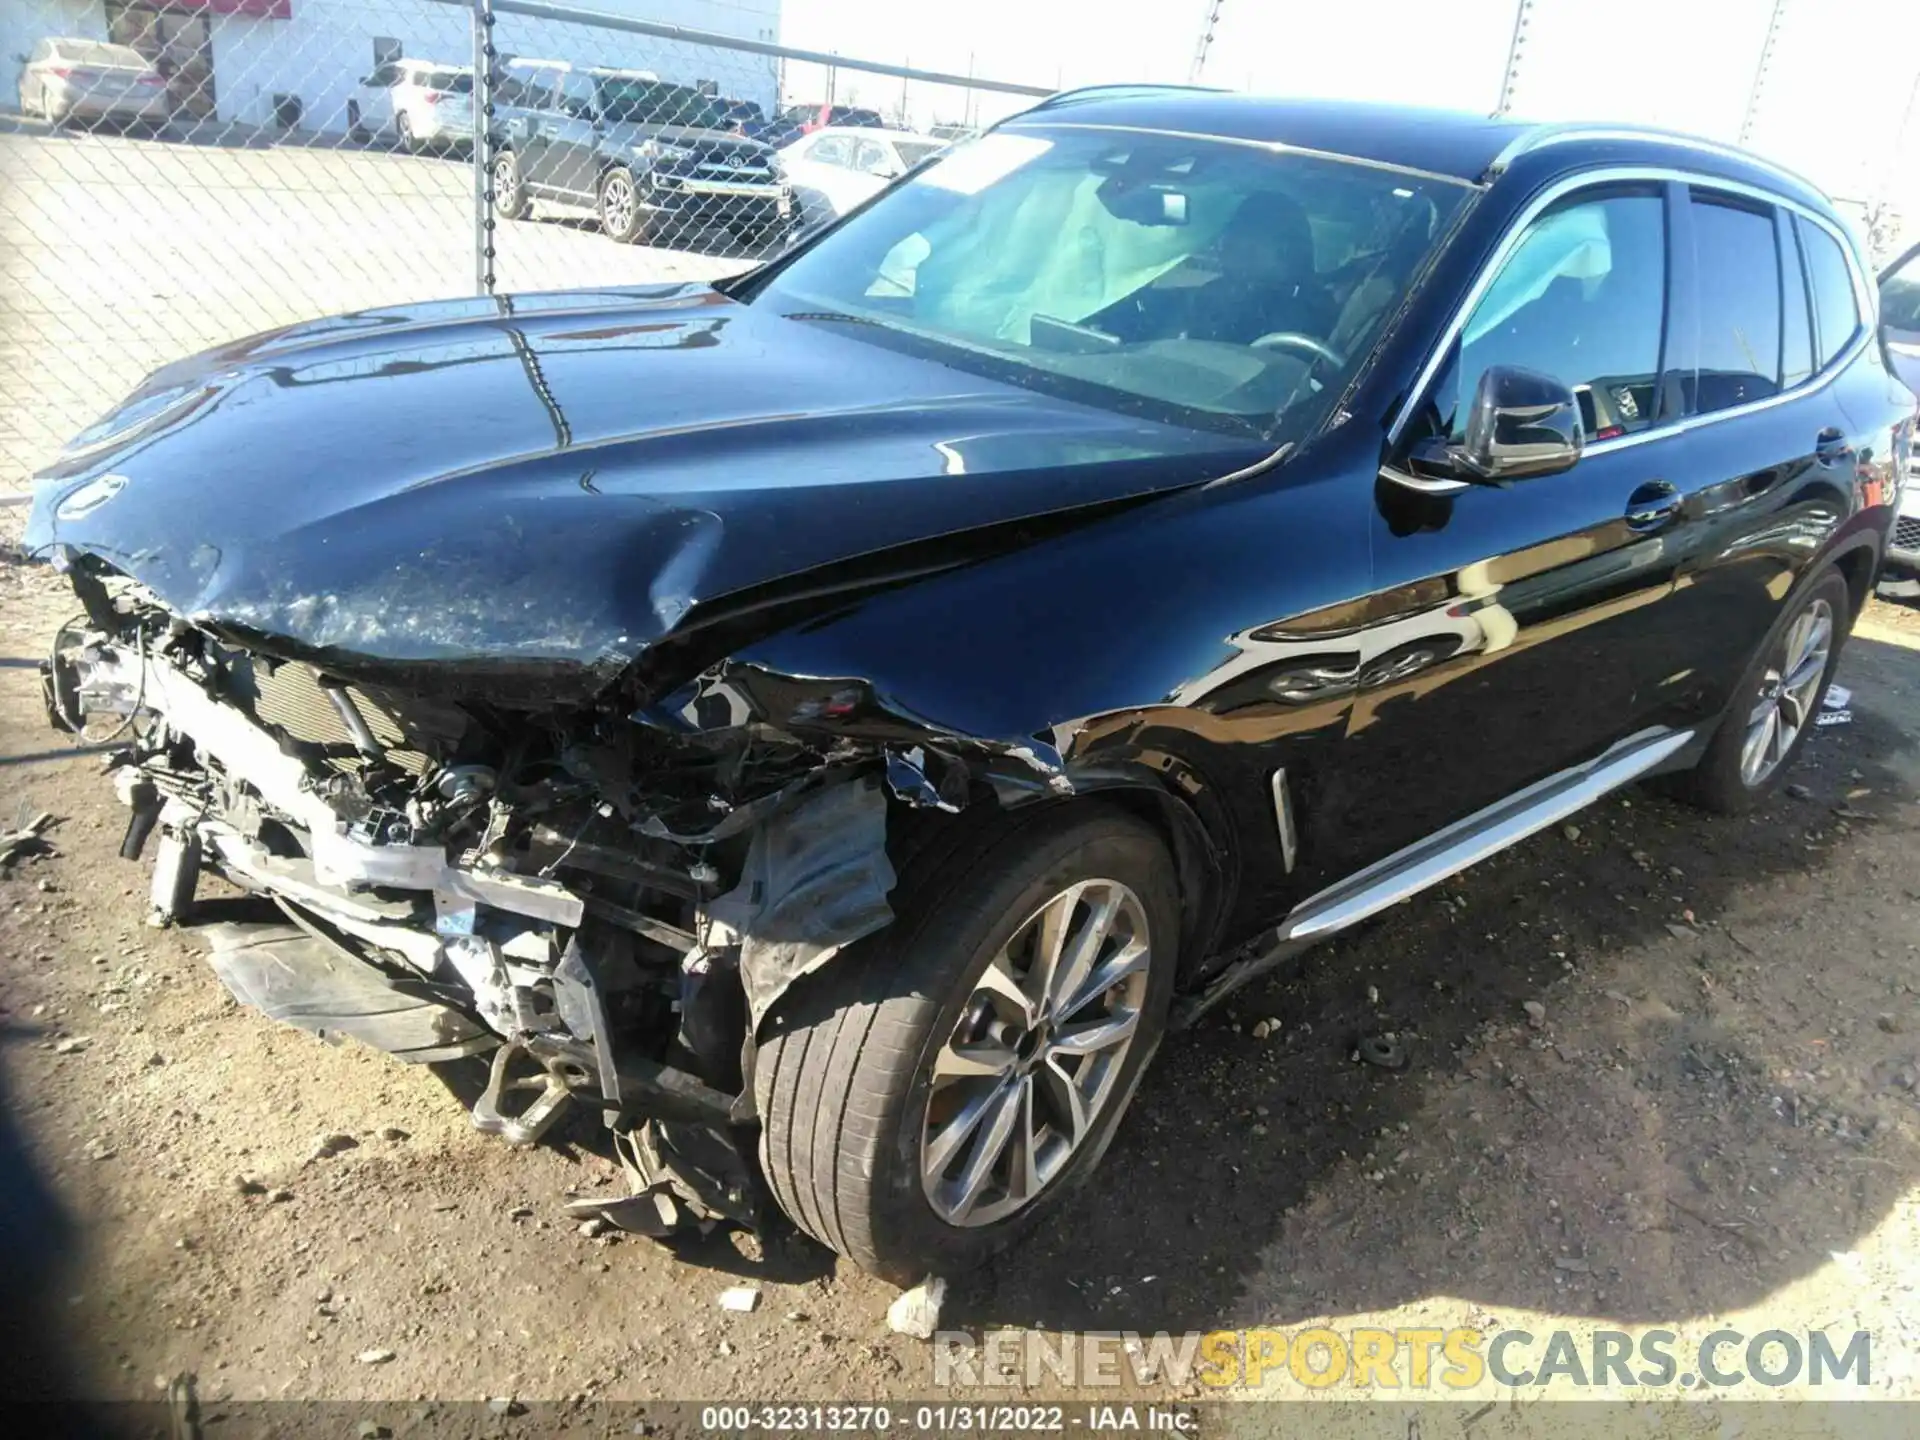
471 0 498 296
1189 0 1225 85
1739 0 1789 146
1494 0 1533 118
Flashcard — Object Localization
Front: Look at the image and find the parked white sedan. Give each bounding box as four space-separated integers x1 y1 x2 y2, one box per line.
777 126 945 229
348 59 473 151
15 37 169 129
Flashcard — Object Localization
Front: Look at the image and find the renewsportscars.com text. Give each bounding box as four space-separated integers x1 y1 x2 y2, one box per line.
933 1327 1872 1391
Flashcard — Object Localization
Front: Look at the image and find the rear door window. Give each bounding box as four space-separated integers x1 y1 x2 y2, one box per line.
853 139 895 176
1797 217 1863 368
1688 196 1781 415
1440 189 1669 442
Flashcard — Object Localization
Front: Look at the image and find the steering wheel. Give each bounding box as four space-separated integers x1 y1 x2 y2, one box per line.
1250 331 1347 369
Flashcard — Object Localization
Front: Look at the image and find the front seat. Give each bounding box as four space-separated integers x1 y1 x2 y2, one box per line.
1174 190 1336 346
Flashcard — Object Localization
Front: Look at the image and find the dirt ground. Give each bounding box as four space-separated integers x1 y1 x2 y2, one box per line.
3 528 1920 1425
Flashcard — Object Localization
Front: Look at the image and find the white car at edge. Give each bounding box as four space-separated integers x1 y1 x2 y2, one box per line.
777 125 947 230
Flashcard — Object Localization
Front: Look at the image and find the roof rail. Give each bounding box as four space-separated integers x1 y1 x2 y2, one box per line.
1016 82 1231 116
1487 122 1828 199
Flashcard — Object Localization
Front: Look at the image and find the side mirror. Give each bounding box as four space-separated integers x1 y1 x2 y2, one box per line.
1455 365 1583 481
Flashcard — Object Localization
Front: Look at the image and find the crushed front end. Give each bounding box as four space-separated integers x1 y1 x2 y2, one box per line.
43 565 904 1238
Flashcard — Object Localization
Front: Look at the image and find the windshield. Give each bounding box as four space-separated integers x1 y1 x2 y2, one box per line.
748 127 1470 440
597 78 729 129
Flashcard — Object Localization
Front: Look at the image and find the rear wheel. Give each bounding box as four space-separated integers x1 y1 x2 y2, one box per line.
1666 568 1850 813
492 149 529 220
347 101 367 143
597 166 650 244
753 805 1179 1282
396 110 417 152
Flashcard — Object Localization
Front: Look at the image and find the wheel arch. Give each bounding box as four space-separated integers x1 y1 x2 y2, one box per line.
1829 532 1881 619
1050 771 1233 984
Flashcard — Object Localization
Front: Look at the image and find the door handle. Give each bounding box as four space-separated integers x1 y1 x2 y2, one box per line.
1624 480 1681 531
1815 427 1850 465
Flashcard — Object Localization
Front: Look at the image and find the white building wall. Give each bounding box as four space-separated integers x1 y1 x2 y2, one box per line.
208 0 780 132
6 0 110 111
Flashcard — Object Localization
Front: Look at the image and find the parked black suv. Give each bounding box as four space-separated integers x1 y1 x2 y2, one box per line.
490 60 793 248
26 90 1915 1283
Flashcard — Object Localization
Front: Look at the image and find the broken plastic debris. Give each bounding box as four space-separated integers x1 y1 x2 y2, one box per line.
887 1276 947 1339
1354 1033 1409 1070
718 1286 761 1313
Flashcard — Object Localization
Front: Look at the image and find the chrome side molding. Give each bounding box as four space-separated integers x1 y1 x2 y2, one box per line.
1174 725 1696 1026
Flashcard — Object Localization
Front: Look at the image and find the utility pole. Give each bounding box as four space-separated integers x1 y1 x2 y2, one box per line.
1493 0 1533 117
1189 0 1224 84
1740 0 1789 145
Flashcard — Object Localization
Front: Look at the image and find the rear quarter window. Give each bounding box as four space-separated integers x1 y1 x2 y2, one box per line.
1797 218 1862 368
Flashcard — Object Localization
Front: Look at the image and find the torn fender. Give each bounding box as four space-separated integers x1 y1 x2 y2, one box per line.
703 775 898 1034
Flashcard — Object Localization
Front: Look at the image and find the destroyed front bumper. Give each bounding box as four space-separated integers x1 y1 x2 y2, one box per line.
56 632 759 1230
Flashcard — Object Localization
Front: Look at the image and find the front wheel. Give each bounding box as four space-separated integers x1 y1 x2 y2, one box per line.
1666 567 1850 813
597 166 650 244
754 805 1179 1282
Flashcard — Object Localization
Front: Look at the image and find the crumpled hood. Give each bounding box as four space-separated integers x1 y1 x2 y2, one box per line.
25 282 1258 695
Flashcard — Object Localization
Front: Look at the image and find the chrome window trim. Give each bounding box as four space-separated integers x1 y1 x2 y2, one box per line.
996 120 1483 190
1485 122 1825 199
1386 165 1876 456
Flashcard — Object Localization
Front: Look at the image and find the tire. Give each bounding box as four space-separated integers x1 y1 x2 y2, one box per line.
598 166 651 245
396 111 418 152
492 149 529 220
753 804 1180 1282
347 102 366 144
1665 567 1851 814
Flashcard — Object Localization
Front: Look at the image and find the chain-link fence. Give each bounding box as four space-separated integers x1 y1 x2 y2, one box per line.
0 0 1048 497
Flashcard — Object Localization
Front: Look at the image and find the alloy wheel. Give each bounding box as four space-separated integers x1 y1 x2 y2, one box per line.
920 878 1153 1228
601 172 637 236
492 154 518 202
1740 595 1833 787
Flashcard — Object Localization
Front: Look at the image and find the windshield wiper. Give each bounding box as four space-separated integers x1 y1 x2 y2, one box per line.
782 310 891 327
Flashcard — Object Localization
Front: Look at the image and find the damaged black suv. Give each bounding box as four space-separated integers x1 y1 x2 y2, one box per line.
26 89 1913 1281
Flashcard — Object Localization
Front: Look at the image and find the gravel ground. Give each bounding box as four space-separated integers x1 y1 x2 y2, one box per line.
3 538 1920 1424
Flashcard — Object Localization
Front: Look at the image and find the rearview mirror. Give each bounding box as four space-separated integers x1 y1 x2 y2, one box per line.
1456 365 1583 481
